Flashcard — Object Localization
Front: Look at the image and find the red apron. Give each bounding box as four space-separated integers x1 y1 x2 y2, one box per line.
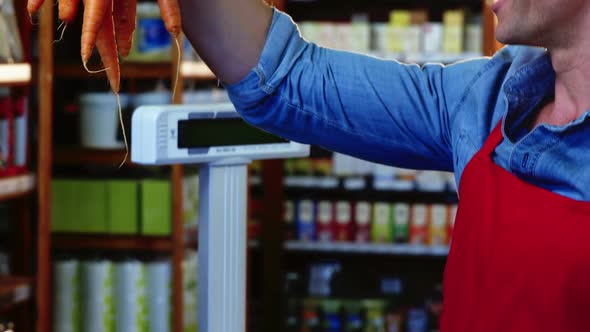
441 122 590 332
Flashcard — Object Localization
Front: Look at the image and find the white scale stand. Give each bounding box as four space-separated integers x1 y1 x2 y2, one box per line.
131 103 309 331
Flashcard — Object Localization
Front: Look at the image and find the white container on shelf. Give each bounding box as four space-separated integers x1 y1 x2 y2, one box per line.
79 92 130 149
114 260 146 332
146 260 172 332
53 259 80 332
132 90 171 107
81 260 114 332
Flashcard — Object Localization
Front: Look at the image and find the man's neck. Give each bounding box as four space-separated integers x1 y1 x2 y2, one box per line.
538 45 590 126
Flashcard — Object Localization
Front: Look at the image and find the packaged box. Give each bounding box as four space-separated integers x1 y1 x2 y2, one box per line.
77 180 109 233
107 180 138 234
391 203 410 243
334 201 353 242
465 23 483 53
410 204 429 245
353 201 371 243
350 21 371 53
371 202 393 243
429 204 448 246
296 199 316 241
422 22 444 55
443 9 465 54
140 179 172 236
51 179 77 232
388 10 411 53
371 23 390 54
316 200 334 242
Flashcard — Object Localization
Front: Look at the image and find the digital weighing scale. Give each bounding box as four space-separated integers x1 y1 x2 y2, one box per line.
131 103 309 332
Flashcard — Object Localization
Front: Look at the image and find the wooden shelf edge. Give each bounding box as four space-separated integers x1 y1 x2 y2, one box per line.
0 63 32 87
0 276 33 310
53 147 136 167
0 173 36 202
52 233 173 252
54 61 216 81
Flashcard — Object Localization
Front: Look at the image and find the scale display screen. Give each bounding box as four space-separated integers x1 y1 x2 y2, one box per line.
177 118 288 148
131 103 309 165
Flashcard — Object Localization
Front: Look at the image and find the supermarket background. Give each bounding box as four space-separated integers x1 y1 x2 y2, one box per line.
0 0 500 331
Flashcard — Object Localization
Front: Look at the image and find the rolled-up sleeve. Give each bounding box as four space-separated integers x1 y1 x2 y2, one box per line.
225 9 489 171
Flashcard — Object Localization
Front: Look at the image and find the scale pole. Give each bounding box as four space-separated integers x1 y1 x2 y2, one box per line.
199 161 249 332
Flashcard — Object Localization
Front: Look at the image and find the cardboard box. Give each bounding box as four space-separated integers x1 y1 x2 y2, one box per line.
51 179 77 232
76 180 108 233
140 179 172 235
107 180 139 234
443 9 465 54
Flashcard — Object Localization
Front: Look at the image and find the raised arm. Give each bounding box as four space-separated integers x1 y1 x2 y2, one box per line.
179 2 492 171
178 0 273 84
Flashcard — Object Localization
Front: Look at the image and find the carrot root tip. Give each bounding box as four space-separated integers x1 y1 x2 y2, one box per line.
53 22 67 44
82 60 110 74
172 36 181 103
116 93 129 168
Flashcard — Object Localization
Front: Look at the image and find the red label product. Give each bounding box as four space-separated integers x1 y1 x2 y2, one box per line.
316 200 335 242
410 204 430 245
353 201 372 243
335 201 353 242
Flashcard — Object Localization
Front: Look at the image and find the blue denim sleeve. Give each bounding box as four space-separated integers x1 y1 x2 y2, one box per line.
225 9 491 171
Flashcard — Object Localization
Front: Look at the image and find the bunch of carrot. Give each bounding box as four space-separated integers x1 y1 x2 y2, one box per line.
27 0 182 166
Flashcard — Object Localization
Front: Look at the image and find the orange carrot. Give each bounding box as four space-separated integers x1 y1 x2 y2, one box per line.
94 1 128 166
27 0 46 17
157 0 181 101
157 0 181 37
94 1 119 93
59 0 81 24
80 0 111 66
113 0 137 57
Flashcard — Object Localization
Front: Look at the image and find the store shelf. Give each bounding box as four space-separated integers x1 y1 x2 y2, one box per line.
181 61 216 80
52 233 173 251
55 62 173 79
0 63 32 87
54 147 136 167
55 61 217 81
284 241 449 256
283 175 458 203
0 276 32 310
0 173 36 202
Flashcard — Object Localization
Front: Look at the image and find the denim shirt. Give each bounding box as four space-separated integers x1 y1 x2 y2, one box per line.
226 9 590 202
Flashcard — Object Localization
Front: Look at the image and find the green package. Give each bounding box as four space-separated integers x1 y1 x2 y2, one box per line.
371 202 393 243
391 203 410 243
107 180 139 234
140 179 171 235
51 179 77 232
75 180 108 233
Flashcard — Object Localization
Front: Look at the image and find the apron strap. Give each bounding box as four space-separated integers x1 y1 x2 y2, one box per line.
480 121 504 155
